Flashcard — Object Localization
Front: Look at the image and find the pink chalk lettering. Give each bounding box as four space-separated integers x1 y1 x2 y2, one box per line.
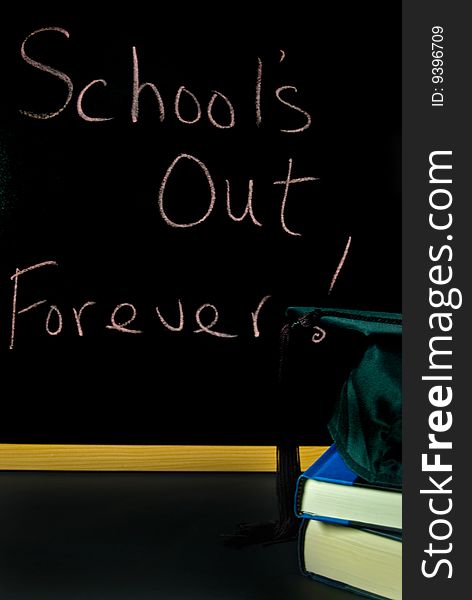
18 300 47 315
45 305 63 336
194 304 238 338
106 303 142 334
255 57 262 126
312 326 327 343
225 179 262 226
72 301 96 336
19 28 73 119
273 159 319 236
275 86 312 133
155 300 184 332
158 153 216 228
207 91 235 129
251 295 271 338
174 86 202 124
10 261 58 350
328 235 352 294
77 79 113 122
131 46 165 123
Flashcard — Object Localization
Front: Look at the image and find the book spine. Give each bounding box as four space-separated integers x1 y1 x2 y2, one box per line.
294 474 307 517
302 571 392 600
297 512 401 533
298 521 393 600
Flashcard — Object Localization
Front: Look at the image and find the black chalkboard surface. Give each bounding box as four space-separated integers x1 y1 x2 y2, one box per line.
0 7 400 444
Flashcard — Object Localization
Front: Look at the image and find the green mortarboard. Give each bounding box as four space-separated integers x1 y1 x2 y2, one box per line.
287 307 402 487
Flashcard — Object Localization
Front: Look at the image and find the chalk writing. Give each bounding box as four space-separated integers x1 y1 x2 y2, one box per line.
155 301 184 332
72 301 96 336
207 91 235 129
328 236 352 294
194 304 238 339
251 295 272 338
273 159 319 237
132 46 165 123
20 31 312 133
77 80 113 122
9 28 357 356
225 179 261 226
45 305 63 336
106 303 142 334
19 28 73 119
5 261 279 347
10 261 58 350
174 86 202 125
276 86 312 133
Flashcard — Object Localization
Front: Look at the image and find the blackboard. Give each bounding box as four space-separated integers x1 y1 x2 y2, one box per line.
0 6 400 444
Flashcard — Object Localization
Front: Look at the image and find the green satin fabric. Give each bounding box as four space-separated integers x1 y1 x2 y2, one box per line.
328 336 402 486
287 308 402 487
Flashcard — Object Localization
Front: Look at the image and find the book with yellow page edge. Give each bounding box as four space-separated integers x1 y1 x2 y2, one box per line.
295 444 402 533
300 518 402 600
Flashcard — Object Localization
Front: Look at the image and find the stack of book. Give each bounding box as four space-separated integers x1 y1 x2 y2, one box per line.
295 445 402 599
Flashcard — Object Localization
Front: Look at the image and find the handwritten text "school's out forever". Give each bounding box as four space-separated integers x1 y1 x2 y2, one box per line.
7 27 351 348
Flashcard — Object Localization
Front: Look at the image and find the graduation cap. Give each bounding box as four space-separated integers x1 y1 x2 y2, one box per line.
225 307 402 545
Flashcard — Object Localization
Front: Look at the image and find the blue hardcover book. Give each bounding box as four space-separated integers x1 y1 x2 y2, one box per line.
295 445 402 532
299 519 402 600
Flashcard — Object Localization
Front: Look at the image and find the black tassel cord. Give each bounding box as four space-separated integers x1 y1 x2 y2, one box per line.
222 322 302 547
222 444 301 547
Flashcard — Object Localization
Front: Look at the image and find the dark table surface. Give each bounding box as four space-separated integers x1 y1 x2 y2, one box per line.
0 472 355 600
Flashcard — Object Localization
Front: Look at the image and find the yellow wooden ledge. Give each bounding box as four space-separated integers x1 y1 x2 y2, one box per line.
0 444 327 472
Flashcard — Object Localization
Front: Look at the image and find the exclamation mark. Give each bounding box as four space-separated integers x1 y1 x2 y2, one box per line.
328 235 352 295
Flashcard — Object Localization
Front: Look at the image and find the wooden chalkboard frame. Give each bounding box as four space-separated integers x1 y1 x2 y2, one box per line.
0 444 325 472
